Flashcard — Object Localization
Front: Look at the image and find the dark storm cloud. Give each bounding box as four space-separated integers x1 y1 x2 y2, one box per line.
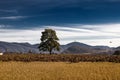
1 0 120 10
0 0 120 28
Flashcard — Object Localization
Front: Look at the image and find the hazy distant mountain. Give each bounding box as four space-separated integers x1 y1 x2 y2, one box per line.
62 42 112 54
113 46 120 53
66 42 91 48
116 46 120 50
93 46 110 50
0 41 39 53
0 41 114 54
63 46 92 54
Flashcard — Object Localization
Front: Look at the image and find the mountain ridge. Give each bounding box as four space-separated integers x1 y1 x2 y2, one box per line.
0 41 116 54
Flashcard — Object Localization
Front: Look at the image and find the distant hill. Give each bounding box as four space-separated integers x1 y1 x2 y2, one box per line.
62 42 112 54
116 46 120 50
113 46 120 53
63 46 92 54
0 41 114 54
65 42 91 48
0 41 39 53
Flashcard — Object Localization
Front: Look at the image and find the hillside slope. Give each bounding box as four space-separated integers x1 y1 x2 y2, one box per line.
0 41 113 54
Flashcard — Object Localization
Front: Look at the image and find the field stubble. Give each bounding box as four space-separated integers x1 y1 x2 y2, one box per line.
0 62 120 80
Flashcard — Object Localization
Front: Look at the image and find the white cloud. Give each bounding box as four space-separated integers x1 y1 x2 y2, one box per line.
0 25 11 28
0 25 5 28
0 9 18 13
0 29 42 44
0 16 27 20
0 24 120 47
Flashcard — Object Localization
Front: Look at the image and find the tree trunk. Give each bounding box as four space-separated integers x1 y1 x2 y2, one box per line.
49 49 52 55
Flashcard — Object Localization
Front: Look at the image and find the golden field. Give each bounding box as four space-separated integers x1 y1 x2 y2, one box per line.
0 62 120 80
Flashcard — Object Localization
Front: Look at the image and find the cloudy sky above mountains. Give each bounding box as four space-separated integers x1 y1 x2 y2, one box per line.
0 0 120 47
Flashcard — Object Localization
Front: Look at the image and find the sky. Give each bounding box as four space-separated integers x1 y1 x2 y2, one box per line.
0 0 120 47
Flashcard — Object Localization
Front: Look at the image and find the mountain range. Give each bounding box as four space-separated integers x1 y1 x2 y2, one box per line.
0 41 118 54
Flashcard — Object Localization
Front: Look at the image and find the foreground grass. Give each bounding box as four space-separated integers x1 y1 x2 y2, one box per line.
0 62 120 80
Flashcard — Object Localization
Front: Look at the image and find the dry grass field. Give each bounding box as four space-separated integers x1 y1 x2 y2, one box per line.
0 62 120 80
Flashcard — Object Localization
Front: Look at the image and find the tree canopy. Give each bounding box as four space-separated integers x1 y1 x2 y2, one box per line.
38 29 60 54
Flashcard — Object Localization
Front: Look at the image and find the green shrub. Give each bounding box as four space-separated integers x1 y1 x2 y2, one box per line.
113 50 120 55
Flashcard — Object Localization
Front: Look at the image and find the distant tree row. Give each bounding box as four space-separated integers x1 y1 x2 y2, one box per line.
113 50 120 55
0 54 120 63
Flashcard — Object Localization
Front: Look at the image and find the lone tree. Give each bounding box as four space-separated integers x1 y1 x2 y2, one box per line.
38 29 60 54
